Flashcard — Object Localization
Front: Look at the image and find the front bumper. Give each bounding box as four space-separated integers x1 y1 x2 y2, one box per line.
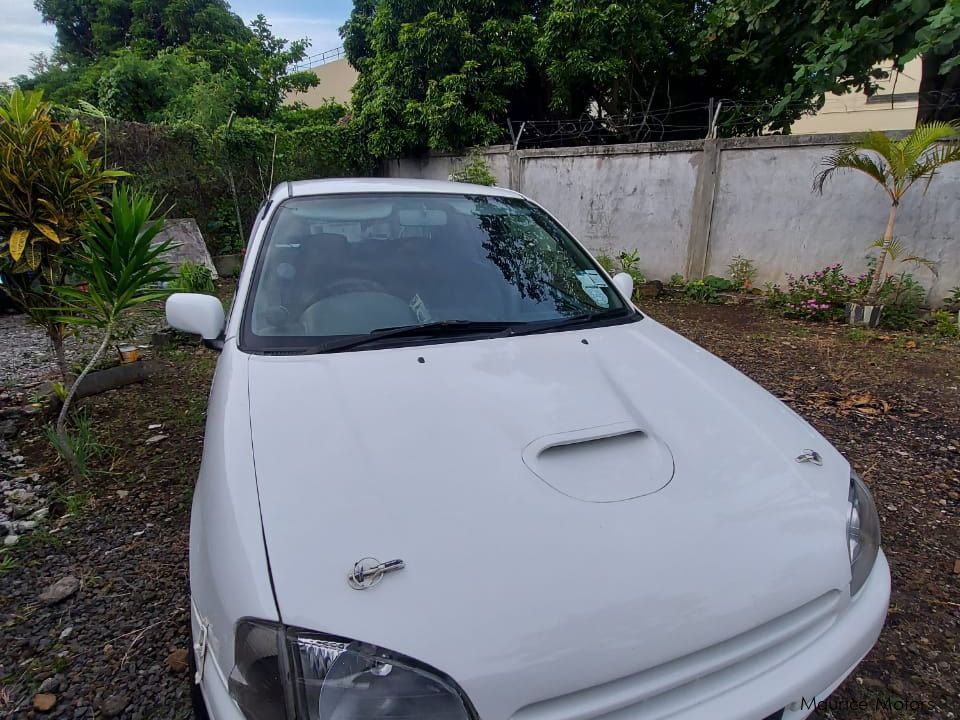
192 551 890 720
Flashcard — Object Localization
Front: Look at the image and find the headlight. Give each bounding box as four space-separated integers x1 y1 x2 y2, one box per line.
229 621 474 720
847 471 881 595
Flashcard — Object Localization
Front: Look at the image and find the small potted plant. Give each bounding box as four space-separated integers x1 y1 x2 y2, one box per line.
213 240 244 277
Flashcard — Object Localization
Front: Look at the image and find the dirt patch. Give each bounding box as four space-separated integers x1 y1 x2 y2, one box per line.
0 345 215 719
1 298 957 718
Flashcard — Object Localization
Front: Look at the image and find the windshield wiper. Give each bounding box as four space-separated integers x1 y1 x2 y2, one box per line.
511 309 630 336
296 320 518 354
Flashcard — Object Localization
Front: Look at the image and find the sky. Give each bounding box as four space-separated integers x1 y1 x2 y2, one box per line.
0 0 355 83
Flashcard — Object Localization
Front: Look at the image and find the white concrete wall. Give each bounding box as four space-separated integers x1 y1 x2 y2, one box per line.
708 140 960 302
517 147 699 281
385 135 960 303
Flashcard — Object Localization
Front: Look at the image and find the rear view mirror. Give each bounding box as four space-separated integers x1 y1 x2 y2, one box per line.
612 272 634 301
166 293 225 346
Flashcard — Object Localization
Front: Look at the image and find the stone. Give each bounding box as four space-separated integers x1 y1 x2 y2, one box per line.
39 576 80 604
153 218 218 278
166 648 189 674
59 626 74 641
4 534 18 546
30 507 49 521
0 419 16 438
116 490 130 499
637 280 664 299
39 677 60 693
33 693 57 712
145 434 167 445
99 694 129 718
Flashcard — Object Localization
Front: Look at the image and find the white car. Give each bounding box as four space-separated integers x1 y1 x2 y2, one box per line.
166 179 889 720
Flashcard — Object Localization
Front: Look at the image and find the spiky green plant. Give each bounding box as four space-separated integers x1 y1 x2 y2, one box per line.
52 186 174 478
814 122 960 303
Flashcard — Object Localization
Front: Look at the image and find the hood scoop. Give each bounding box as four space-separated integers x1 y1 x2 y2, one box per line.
522 421 674 503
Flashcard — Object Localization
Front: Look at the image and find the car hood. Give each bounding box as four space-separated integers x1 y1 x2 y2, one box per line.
247 316 853 719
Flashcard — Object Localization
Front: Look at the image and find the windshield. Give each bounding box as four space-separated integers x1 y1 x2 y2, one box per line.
241 192 634 351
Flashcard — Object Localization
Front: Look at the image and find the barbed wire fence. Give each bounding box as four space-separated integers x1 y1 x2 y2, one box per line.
506 91 960 150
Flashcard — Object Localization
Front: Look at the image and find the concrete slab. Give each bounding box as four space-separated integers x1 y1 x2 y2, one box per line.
153 219 218 279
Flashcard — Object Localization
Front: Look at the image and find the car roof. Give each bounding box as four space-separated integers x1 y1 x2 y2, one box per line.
277 177 525 201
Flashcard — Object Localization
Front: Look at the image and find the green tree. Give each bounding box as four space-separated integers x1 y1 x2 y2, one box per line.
53 186 174 479
221 14 319 118
26 4 316 122
342 0 548 156
814 123 960 302
33 0 250 64
538 0 837 136
0 89 125 380
702 0 960 127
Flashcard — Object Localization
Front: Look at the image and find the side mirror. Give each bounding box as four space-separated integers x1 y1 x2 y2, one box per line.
612 272 634 301
166 293 225 347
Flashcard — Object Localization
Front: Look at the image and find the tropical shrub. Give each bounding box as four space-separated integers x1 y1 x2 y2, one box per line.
53 187 174 478
0 89 125 380
173 260 216 294
815 123 960 303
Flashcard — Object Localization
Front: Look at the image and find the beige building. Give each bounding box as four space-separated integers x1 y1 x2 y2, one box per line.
790 58 921 134
286 50 359 106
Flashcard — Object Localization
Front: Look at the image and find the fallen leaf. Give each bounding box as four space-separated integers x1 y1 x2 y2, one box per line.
167 648 190 673
954 559 960 575
33 694 56 713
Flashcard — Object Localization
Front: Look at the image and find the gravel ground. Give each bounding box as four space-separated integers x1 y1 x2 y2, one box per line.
0 311 166 392
0 298 957 719
0 314 75 392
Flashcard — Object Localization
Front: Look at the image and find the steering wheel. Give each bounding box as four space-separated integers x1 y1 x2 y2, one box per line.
301 277 389 307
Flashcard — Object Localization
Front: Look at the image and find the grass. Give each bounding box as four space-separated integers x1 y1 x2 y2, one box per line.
53 488 91 516
0 554 19 575
45 410 113 479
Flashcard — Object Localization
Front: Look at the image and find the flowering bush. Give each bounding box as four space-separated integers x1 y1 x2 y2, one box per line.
781 264 855 321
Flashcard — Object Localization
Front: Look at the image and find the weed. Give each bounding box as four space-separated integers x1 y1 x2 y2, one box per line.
0 554 18 574
54 489 92 516
669 273 685 288
845 327 873 342
728 255 757 289
685 280 719 303
932 310 959 338
617 250 646 286
46 411 112 478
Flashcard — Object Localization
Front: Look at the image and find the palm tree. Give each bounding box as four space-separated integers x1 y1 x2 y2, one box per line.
814 122 960 303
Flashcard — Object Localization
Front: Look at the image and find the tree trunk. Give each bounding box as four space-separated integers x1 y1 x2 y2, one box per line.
917 52 960 124
55 325 113 481
47 324 70 387
866 202 899 303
